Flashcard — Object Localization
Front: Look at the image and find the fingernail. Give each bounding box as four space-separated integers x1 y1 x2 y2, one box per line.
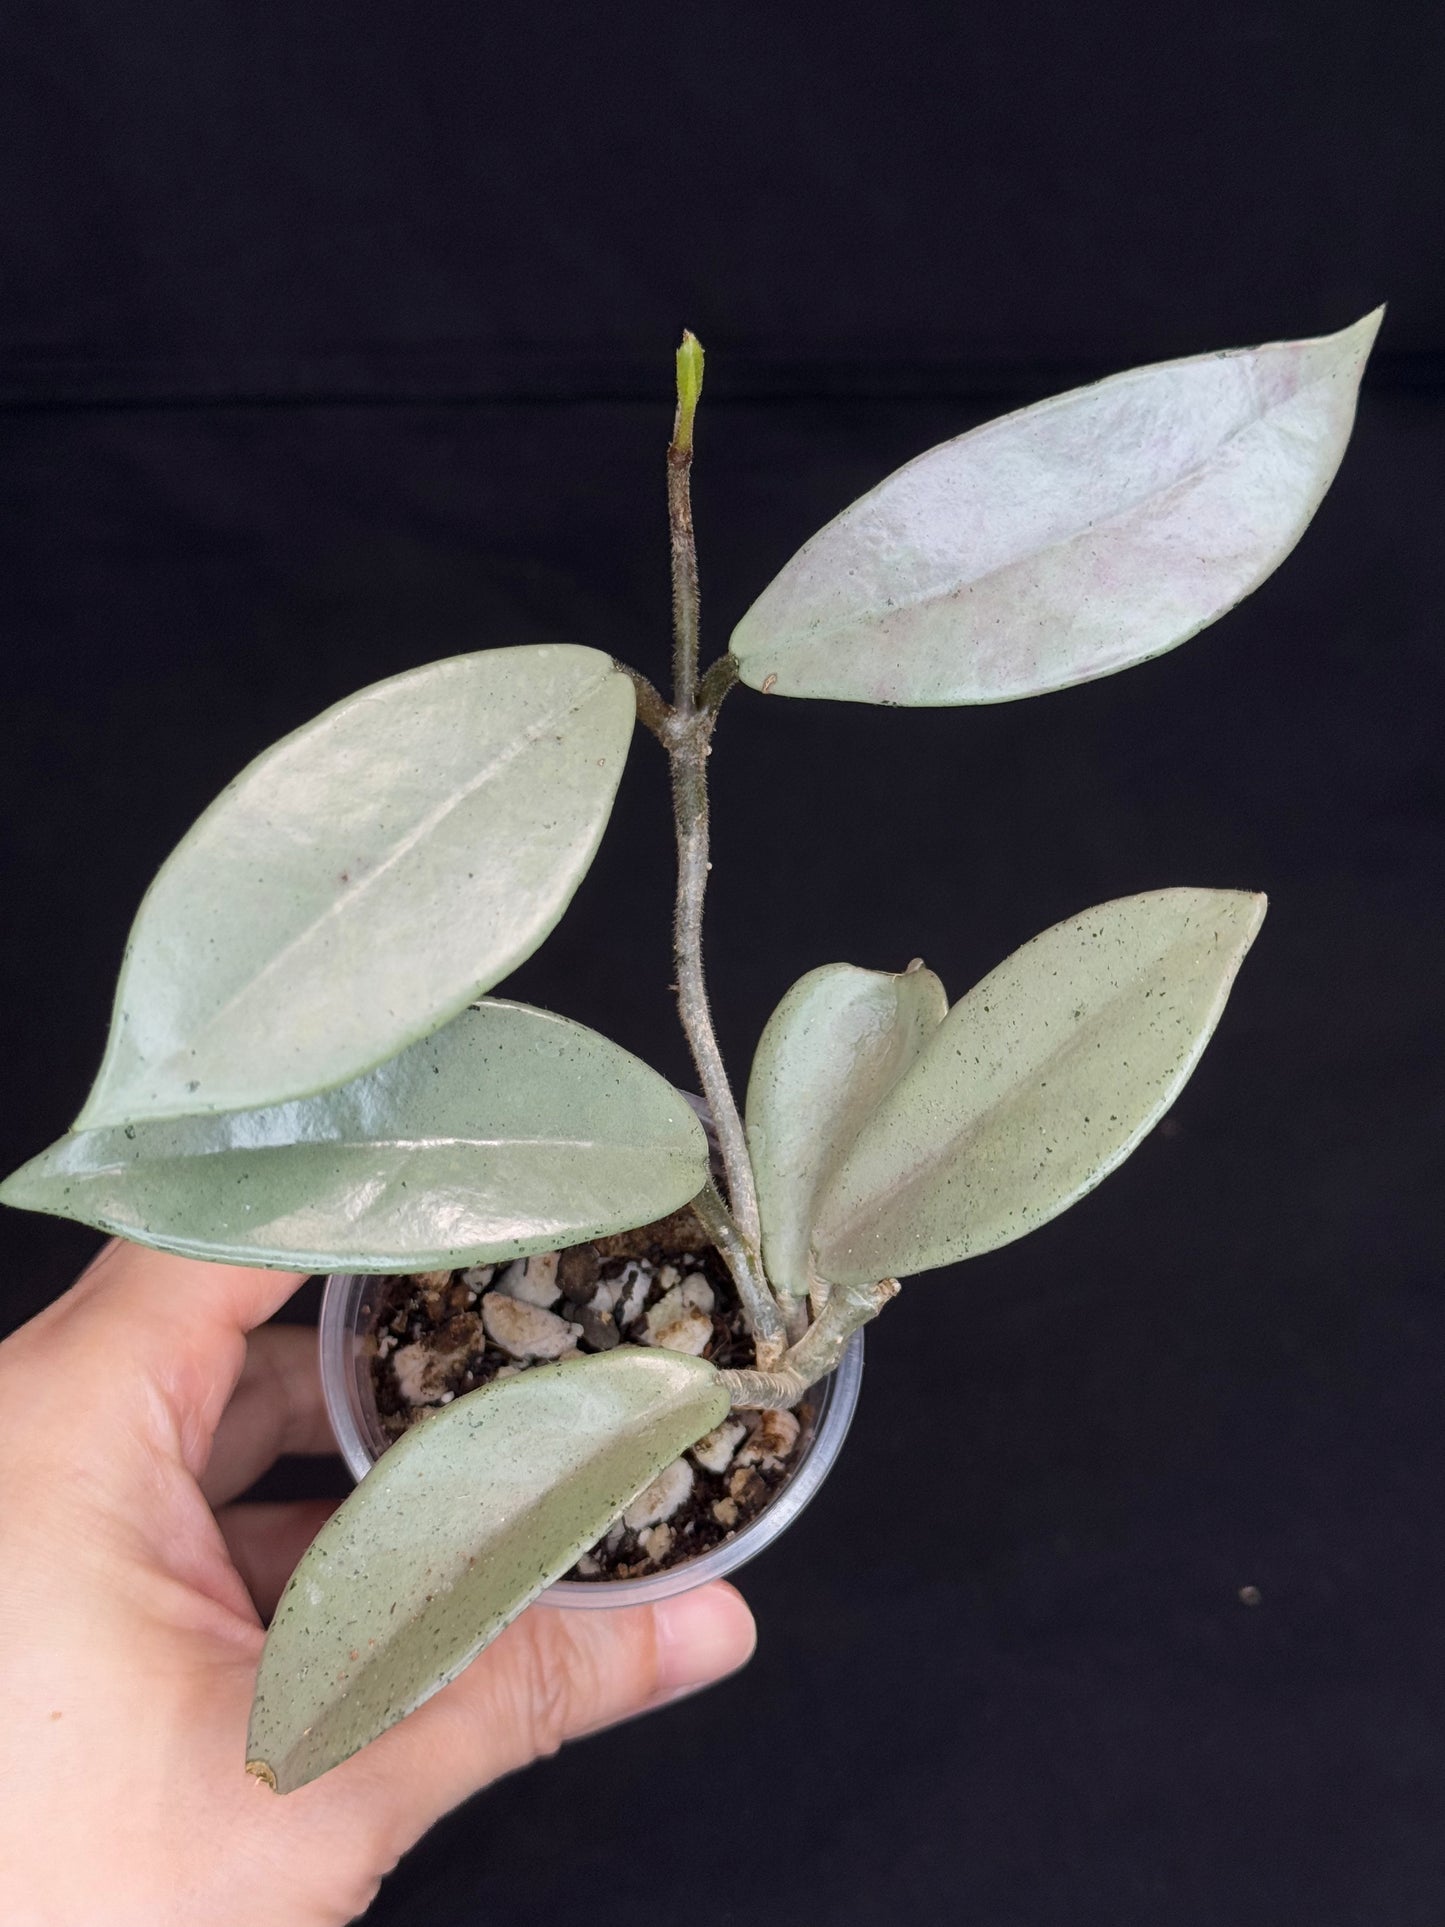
652 1582 757 1705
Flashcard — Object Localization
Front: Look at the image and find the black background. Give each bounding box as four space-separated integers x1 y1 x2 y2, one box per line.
3 4 1443 1922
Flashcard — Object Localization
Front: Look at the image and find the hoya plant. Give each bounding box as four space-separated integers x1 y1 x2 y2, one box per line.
1 312 1379 1792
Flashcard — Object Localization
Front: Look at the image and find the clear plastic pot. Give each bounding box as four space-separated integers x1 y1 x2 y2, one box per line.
318 1267 863 1607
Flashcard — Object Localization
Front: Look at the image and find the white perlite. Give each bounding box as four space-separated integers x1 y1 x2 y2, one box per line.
737 1408 801 1468
590 1277 623 1316
679 1271 715 1313
493 1251 562 1308
460 1264 495 1290
481 1292 581 1360
390 1318 481 1406
690 1419 748 1475
391 1342 435 1406
623 1456 694 1529
643 1284 713 1356
615 1262 652 1328
639 1523 674 1564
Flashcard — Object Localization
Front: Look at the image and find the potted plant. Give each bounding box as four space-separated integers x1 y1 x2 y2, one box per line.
0 312 1379 1793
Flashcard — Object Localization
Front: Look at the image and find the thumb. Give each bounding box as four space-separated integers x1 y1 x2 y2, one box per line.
338 1583 755 1859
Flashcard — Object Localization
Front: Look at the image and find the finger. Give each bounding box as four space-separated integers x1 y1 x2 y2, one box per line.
202 1324 338 1506
63 1238 308 1344
217 1499 340 1620
342 1582 756 1860
30 1241 309 1472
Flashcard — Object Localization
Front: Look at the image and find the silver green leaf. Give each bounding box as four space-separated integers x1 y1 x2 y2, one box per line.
246 1347 729 1793
745 960 947 1310
731 312 1380 705
76 644 636 1130
810 889 1266 1287
1 1001 709 1270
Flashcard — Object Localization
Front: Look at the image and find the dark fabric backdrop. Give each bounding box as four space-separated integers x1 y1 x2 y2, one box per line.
3 4 1442 1923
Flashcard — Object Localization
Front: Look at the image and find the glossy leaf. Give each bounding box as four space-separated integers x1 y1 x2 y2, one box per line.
1 1001 709 1270
76 644 636 1130
247 1347 728 1792
810 889 1266 1287
731 312 1380 705
745 960 947 1308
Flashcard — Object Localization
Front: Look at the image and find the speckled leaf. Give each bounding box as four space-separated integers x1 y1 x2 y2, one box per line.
731 312 1380 705
810 890 1266 1287
246 1347 728 1792
745 961 947 1310
76 644 636 1130
1 1001 709 1270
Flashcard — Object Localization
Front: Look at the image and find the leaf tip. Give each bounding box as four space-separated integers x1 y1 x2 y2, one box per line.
1192 886 1267 945
1196 887 1267 970
0 1152 48 1214
1326 305 1386 371
73 1073 150 1136
244 1758 278 1792
1235 888 1268 943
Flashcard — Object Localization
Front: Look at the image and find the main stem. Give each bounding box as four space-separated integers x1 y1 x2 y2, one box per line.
668 724 759 1246
669 373 701 713
648 332 899 1402
663 334 781 1365
719 1278 899 1412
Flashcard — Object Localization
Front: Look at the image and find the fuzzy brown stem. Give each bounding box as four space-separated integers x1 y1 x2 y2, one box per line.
719 1277 900 1410
660 331 783 1356
697 651 740 713
662 334 766 1272
668 716 764 1259
668 455 701 712
669 330 705 709
618 663 671 741
691 1180 786 1367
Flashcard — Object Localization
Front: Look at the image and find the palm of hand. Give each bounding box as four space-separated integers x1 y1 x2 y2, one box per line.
0 1242 753 1926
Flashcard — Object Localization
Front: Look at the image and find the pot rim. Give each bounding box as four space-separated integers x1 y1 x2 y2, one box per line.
317 1267 863 1608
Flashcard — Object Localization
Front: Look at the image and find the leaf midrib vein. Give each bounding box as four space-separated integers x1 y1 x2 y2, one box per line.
794 354 1337 649
149 665 614 1072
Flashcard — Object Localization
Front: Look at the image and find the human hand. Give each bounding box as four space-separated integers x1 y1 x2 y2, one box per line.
0 1241 756 1925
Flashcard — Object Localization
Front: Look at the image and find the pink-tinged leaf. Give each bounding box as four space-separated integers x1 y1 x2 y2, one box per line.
732 312 1381 706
